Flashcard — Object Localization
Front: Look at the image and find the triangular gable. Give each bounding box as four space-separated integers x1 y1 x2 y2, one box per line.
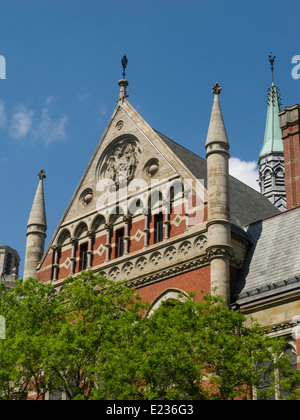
38 97 207 268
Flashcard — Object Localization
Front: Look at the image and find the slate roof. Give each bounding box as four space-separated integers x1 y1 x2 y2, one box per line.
233 206 300 304
156 131 280 227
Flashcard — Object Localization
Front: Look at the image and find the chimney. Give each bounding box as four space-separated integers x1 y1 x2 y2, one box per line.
279 105 300 210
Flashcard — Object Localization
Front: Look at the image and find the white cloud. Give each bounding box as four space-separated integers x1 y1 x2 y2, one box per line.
229 157 259 191
98 103 108 117
0 100 6 127
9 105 34 139
45 95 57 105
78 91 90 101
36 108 68 145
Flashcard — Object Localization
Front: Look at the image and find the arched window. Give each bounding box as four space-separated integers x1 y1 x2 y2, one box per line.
146 289 188 318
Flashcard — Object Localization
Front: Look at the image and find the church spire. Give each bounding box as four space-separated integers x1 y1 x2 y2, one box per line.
258 55 286 211
259 55 283 158
23 170 47 279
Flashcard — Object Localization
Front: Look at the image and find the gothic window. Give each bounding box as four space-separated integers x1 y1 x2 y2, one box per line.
115 228 125 258
79 243 88 271
264 169 272 190
4 253 12 275
256 344 298 400
154 213 164 244
275 168 285 187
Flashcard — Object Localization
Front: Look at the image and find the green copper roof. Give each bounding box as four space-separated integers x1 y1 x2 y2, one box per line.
259 83 283 158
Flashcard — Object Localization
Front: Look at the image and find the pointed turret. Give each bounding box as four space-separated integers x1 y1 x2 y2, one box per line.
23 170 47 280
258 54 286 211
205 83 232 306
259 82 283 158
206 83 229 150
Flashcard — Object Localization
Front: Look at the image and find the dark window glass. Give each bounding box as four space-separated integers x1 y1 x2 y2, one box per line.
154 213 164 243
116 228 125 258
80 243 88 271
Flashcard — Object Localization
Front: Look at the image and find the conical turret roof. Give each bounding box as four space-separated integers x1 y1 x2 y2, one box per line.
205 83 229 149
27 170 47 229
259 82 283 158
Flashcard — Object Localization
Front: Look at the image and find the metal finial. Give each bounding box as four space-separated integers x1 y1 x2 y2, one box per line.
269 53 275 83
121 54 128 79
37 169 46 181
212 83 222 95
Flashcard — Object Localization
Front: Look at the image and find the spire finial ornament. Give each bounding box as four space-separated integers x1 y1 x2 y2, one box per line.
269 52 275 83
37 169 46 181
212 83 222 95
121 54 128 79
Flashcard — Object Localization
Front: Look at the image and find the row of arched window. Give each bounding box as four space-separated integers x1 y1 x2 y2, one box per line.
51 210 176 281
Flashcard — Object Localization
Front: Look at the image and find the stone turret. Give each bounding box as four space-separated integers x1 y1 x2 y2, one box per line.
205 83 232 306
258 82 286 211
23 170 47 280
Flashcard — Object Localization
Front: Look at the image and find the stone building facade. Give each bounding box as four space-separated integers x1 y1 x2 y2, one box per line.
0 245 20 288
23 73 300 399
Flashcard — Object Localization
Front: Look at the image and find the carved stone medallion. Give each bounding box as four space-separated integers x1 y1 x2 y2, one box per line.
106 143 138 188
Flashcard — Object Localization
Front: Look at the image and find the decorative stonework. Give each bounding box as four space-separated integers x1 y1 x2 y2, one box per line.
133 229 143 242
195 235 207 251
108 267 120 281
116 120 124 131
122 262 134 277
144 158 160 178
150 252 162 268
64 258 71 269
136 256 148 272
164 246 177 262
96 244 105 257
179 241 192 257
106 143 138 187
80 188 93 206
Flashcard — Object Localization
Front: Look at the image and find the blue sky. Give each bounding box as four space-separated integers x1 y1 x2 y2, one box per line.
0 0 299 276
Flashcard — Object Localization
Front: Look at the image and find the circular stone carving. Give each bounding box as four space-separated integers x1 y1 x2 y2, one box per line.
108 267 120 281
122 262 134 277
116 120 124 130
80 188 93 206
98 139 140 189
179 241 192 257
150 252 162 268
194 235 207 251
144 158 159 178
164 246 177 262
136 257 148 272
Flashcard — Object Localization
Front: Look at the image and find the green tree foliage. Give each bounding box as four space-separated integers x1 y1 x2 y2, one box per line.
0 272 299 400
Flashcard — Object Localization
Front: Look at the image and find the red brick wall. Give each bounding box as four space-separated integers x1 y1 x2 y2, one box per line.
281 110 300 210
136 266 211 305
36 198 207 286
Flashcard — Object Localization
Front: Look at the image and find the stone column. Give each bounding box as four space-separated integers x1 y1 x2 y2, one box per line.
123 216 131 255
87 231 94 269
163 199 171 239
143 208 150 248
52 245 61 281
205 84 232 306
70 238 77 275
105 223 112 262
